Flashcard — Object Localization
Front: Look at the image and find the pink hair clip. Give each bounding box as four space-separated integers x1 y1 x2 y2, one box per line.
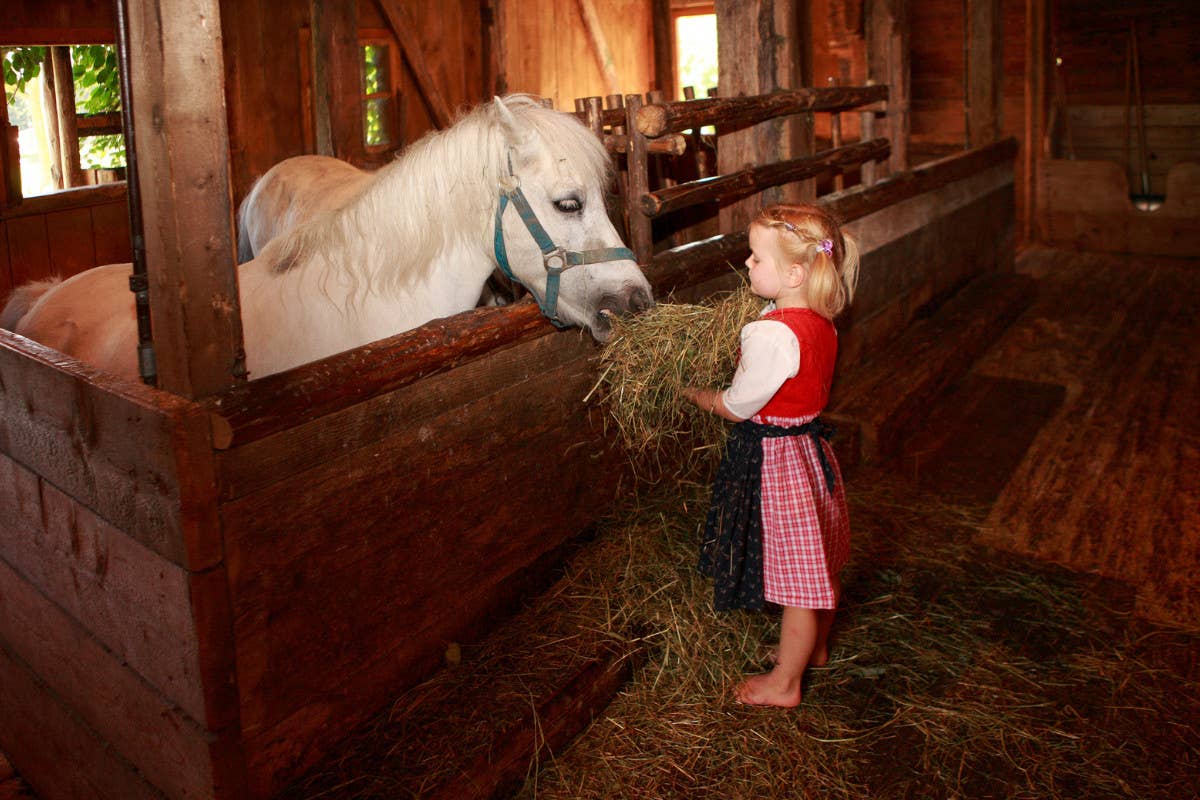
816 239 833 256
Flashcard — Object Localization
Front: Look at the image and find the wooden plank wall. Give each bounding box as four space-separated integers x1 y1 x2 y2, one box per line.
221 0 485 208
498 0 653 110
213 328 630 798
0 331 244 798
906 0 1025 153
1058 104 1200 197
1053 0 1199 107
0 186 132 299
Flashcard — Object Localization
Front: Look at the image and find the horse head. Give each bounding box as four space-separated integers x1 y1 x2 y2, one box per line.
491 96 653 341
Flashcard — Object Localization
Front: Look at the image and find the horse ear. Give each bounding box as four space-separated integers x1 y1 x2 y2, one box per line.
494 95 531 148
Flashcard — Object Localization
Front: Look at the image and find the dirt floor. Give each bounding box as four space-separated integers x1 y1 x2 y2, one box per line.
277 247 1199 798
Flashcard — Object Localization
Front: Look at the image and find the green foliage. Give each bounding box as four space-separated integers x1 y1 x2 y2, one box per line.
71 44 121 115
3 44 126 172
2 46 47 94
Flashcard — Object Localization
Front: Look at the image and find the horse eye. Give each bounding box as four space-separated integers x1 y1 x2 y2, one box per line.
553 197 583 214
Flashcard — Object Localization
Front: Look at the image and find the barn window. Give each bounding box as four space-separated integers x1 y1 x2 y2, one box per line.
673 4 717 101
1 43 125 203
360 39 399 151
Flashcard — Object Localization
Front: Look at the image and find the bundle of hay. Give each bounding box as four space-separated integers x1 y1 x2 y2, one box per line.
588 284 762 477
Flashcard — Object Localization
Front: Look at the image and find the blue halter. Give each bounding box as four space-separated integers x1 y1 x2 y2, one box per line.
492 175 636 326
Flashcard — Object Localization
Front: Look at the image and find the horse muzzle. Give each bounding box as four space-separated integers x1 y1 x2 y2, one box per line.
590 282 655 341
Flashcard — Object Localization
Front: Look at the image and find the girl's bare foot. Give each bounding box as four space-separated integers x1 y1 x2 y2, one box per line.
735 670 802 707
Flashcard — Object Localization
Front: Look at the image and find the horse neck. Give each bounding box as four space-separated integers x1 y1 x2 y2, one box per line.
287 129 505 299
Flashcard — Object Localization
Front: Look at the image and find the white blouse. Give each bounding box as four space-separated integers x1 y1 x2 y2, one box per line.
720 308 801 420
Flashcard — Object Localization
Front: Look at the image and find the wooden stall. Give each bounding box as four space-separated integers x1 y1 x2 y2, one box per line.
0 2 1023 798
0 85 1020 800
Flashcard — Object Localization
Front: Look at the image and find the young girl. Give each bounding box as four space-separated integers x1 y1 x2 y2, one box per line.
681 203 858 708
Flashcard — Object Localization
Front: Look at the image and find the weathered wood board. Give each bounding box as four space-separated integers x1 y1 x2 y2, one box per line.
1039 159 1200 257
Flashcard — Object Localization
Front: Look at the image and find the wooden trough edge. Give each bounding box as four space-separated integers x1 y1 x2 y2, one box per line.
205 137 1020 452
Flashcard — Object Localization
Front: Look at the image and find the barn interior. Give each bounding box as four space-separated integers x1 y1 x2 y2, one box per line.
1 1 1197 798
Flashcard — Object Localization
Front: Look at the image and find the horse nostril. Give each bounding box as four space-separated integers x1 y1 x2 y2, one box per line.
629 286 654 313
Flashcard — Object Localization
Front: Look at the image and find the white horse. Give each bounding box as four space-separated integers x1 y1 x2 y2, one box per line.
237 154 522 306
3 94 652 380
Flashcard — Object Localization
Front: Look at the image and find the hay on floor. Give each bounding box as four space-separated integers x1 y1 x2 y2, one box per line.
283 470 1200 800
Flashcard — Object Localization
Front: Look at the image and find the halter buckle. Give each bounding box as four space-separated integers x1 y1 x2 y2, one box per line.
543 247 568 275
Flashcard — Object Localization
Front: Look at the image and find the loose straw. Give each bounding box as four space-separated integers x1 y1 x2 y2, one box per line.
588 285 763 479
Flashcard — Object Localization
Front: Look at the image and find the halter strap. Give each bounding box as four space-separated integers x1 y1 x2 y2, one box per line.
494 184 636 325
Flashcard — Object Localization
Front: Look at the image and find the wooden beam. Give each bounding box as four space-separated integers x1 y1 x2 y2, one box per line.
49 47 86 189
716 0 812 232
424 643 641 800
576 0 620 97
310 0 361 159
641 138 891 217
966 0 1003 146
1023 0 1048 244
126 0 244 398
206 301 549 449
652 0 675 97
636 86 890 137
866 0 910 176
375 0 453 129
645 138 1019 296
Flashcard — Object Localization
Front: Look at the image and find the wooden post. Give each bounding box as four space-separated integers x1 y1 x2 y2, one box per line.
606 93 631 240
310 0 360 159
577 0 621 97
0 89 19 205
375 0 453 129
830 111 844 191
652 0 675 98
624 94 653 263
127 0 244 398
39 52 64 190
966 0 1003 146
49 47 86 189
716 0 811 234
866 0 909 176
1023 0 1048 244
861 107 876 185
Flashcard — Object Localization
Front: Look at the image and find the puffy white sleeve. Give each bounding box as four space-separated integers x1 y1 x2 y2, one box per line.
720 319 800 420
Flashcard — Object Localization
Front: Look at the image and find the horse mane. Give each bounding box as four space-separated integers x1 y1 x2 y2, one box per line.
261 94 613 306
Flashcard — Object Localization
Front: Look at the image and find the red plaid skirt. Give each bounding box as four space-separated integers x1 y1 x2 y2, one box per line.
758 414 850 609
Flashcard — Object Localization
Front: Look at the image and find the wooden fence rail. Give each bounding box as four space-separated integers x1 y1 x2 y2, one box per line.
641 138 892 218
634 86 889 137
587 85 890 263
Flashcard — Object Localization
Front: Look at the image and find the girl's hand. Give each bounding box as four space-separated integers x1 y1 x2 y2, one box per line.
682 385 742 422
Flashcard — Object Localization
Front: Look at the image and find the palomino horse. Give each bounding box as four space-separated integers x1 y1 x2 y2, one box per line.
2 94 653 380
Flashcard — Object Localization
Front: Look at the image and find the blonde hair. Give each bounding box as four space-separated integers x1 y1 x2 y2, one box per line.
751 204 859 320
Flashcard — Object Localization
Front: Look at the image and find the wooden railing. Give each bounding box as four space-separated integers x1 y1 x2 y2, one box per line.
573 85 893 265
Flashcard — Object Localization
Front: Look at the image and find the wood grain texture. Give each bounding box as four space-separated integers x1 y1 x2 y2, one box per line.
127 0 244 398
0 329 222 569
975 250 1200 627
828 271 1035 460
0 557 244 798
219 335 628 797
0 454 208 723
0 644 164 800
